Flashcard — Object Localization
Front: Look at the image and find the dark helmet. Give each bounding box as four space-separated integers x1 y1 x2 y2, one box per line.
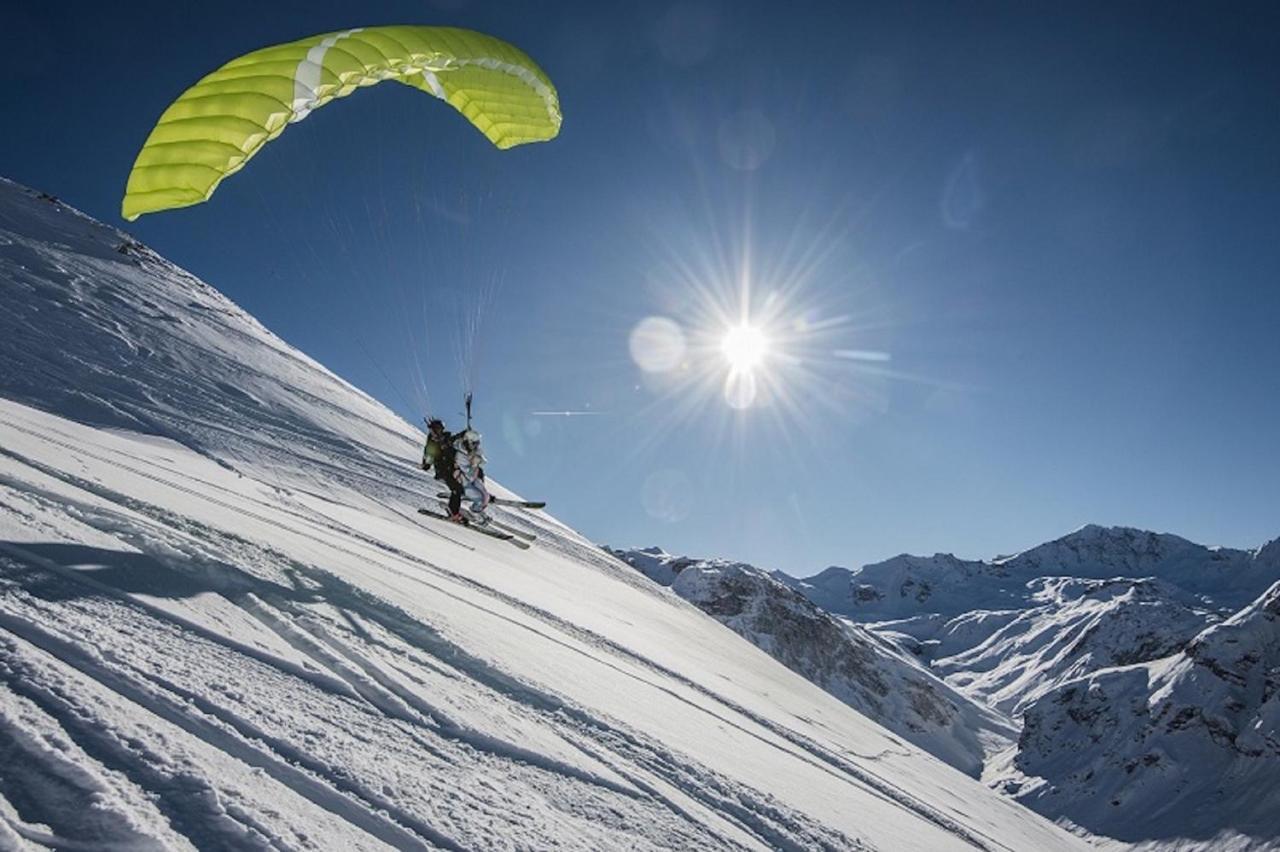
427 418 445 433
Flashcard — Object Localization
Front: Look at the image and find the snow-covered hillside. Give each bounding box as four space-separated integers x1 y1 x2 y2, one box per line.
608 547 1017 777
992 579 1280 847
0 177 1089 849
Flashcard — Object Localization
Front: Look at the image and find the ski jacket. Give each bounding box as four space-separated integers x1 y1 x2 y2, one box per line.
422 432 457 479
453 437 485 486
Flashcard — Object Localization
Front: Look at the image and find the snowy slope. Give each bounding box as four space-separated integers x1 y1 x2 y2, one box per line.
0 178 1088 850
609 546 1018 777
990 580 1280 847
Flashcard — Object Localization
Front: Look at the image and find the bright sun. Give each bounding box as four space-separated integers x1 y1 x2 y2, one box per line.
721 323 769 372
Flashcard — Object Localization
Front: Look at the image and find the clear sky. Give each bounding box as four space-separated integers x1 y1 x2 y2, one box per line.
4 1 1278 576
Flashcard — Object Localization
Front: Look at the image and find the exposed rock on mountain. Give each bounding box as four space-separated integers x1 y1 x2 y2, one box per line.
934 577 1219 715
991 580 1280 846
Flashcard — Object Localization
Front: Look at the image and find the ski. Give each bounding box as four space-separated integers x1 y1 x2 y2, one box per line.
436 492 546 510
491 497 547 510
417 508 530 549
424 499 537 542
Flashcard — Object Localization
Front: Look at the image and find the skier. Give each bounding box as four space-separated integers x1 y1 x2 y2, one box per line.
422 418 466 521
453 428 492 525
417 408 541 544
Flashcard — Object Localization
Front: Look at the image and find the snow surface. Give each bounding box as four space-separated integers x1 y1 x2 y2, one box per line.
0 177 1089 849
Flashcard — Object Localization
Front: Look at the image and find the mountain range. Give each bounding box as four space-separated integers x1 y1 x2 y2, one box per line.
611 524 1280 849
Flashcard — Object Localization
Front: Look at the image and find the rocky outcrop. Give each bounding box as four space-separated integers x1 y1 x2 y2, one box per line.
991 580 1280 844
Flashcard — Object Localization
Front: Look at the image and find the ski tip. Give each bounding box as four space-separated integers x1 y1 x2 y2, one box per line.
496 498 547 510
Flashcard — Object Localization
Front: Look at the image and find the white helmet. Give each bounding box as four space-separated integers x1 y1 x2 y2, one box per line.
461 429 481 448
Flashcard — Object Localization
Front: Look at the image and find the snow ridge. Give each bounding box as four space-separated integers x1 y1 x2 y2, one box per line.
783 525 1278 625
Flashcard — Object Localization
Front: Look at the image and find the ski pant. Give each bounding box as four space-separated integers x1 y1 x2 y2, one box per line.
462 478 489 515
437 473 465 516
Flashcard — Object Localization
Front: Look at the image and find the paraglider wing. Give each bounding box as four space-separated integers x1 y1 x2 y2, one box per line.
121 26 562 221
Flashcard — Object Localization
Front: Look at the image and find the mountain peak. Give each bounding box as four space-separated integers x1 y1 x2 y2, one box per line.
1022 523 1195 556
1255 536 1280 568
810 564 855 581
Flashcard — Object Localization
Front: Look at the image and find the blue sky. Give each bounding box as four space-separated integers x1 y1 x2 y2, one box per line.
4 1 1278 575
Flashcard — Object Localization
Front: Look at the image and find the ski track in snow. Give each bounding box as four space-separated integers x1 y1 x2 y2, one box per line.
0 426 834 851
2 417 991 850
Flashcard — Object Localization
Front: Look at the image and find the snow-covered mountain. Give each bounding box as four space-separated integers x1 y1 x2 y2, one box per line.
812 527 1278 729
624 527 1280 848
783 554 1015 623
997 526 1280 611
785 525 1280 624
607 547 1017 777
0 177 1087 849
992 579 1280 847
933 577 1219 716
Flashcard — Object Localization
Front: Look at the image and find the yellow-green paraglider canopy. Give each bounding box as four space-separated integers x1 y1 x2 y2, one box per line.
122 25 562 221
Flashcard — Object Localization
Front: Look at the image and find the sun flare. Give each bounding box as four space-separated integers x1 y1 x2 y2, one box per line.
625 192 901 433
721 323 769 373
